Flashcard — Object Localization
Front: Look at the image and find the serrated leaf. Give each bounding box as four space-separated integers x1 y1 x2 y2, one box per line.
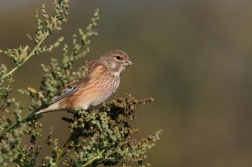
19 45 29 62
27 87 37 94
1 64 8 75
26 34 33 43
38 92 44 98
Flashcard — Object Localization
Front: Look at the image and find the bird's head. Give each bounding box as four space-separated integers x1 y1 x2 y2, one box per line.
99 50 133 77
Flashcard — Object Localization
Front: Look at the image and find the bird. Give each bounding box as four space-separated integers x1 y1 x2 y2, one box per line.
36 50 133 115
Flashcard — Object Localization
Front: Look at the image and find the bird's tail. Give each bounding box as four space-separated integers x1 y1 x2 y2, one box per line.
36 108 50 115
36 103 60 115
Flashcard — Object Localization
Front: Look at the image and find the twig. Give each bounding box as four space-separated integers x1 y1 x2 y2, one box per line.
82 150 105 167
55 133 75 165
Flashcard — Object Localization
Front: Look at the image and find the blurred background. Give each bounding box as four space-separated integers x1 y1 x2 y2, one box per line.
1 0 252 166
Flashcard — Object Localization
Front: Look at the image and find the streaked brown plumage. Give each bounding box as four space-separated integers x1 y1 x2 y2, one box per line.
36 50 133 114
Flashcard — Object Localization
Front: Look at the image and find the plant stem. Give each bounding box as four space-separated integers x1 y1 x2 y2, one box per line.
2 0 66 79
55 133 75 165
83 150 105 167
0 7 62 135
0 111 34 137
36 135 57 153
3 31 50 79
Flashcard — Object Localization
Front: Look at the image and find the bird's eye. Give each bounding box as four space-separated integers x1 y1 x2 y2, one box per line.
116 56 121 60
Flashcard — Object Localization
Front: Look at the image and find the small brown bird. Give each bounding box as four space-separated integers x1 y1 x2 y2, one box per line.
36 50 133 114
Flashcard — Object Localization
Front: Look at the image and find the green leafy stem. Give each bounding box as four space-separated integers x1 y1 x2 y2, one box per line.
2 33 49 79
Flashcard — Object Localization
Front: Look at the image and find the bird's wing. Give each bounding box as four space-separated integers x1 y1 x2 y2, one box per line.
51 60 103 103
52 84 83 102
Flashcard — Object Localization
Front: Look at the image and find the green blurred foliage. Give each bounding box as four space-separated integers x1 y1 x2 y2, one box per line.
1 0 252 167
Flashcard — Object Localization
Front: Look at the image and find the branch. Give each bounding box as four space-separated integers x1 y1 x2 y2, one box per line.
55 133 75 165
83 150 105 167
2 32 49 79
0 111 33 138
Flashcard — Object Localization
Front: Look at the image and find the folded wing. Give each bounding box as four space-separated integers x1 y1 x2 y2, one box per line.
50 60 103 104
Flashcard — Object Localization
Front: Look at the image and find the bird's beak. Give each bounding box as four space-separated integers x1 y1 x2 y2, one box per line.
124 60 133 66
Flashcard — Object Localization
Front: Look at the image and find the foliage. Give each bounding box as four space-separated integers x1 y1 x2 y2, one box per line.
0 0 162 166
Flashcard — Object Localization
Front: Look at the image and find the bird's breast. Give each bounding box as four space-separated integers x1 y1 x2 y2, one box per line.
99 75 120 96
88 75 120 107
72 73 120 110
